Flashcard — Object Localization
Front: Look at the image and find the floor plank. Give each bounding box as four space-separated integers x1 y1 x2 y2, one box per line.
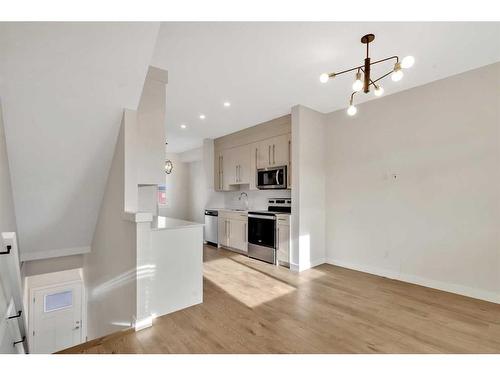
59 245 500 354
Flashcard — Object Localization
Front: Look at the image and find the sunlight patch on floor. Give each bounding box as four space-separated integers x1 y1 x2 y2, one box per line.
204 257 296 308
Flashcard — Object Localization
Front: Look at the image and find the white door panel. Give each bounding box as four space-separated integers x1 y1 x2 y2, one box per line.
32 282 82 353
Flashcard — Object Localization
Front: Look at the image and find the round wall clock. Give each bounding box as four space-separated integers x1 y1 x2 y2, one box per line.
165 159 173 174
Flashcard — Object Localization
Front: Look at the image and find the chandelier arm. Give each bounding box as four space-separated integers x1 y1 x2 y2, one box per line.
371 70 394 85
329 64 365 78
360 67 378 87
369 55 399 66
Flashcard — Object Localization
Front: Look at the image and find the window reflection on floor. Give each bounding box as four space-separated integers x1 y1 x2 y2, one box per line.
203 257 296 308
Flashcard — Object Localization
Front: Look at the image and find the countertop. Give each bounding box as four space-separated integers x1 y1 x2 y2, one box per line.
152 216 204 230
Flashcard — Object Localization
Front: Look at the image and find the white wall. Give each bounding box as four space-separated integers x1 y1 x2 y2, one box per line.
188 160 210 223
136 67 168 186
291 105 326 272
22 255 84 278
0 102 16 234
324 62 500 303
83 118 137 340
159 153 190 220
0 23 160 260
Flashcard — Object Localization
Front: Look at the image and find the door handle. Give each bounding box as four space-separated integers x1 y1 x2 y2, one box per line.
268 145 271 165
276 170 280 186
273 144 275 164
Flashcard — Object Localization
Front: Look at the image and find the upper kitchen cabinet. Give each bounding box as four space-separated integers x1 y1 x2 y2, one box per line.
249 142 259 190
224 144 251 186
214 149 237 192
214 114 292 191
257 134 290 169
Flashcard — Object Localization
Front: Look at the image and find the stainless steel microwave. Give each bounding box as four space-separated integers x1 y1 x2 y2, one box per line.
257 166 287 190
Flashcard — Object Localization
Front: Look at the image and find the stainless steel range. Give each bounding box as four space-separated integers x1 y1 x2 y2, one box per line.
247 198 291 264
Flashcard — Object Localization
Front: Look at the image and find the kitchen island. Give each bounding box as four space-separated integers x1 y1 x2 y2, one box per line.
135 214 204 329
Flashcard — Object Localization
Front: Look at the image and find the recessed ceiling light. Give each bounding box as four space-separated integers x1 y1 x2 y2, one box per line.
223 101 231 107
180 124 187 129
199 114 206 120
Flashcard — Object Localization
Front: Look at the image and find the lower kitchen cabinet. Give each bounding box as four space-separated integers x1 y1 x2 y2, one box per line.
230 219 247 253
276 215 291 267
218 211 248 253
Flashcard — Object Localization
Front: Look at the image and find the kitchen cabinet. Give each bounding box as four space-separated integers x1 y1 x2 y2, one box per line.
276 215 290 267
215 149 238 192
287 134 292 189
234 144 251 185
230 219 247 253
219 145 251 187
214 114 292 191
218 217 230 247
249 142 259 190
272 134 291 167
257 134 291 169
218 211 248 253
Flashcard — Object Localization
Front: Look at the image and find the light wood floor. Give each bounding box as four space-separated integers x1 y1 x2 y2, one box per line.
61 245 500 354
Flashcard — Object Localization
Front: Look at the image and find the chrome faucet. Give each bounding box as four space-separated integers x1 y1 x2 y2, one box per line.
238 192 249 210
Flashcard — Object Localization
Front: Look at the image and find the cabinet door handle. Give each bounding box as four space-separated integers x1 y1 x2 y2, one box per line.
273 144 275 164
268 145 271 165
277 227 280 250
243 223 246 243
288 140 291 187
255 148 258 186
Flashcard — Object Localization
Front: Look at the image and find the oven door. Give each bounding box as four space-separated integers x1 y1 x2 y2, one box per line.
248 214 276 247
248 214 276 264
257 166 287 189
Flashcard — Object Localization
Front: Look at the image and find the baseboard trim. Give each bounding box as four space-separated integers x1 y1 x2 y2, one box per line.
21 246 91 261
326 258 500 304
298 258 326 272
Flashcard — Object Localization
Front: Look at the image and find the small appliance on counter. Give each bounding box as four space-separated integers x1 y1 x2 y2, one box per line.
248 198 291 264
204 209 218 246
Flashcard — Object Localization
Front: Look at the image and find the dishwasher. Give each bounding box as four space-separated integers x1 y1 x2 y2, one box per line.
204 210 218 247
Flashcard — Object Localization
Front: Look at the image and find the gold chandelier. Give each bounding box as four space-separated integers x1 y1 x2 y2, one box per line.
319 33 415 116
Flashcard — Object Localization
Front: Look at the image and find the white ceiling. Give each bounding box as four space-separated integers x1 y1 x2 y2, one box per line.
0 22 160 258
151 22 500 153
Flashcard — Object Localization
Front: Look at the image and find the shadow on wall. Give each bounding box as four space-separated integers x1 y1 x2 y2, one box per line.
91 264 156 300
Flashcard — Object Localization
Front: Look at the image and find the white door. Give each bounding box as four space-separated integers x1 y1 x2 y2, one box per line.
31 282 83 353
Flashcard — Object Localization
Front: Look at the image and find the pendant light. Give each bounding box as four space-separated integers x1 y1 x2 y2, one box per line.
319 33 414 116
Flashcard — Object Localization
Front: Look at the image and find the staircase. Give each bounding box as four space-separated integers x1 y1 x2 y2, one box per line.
0 232 28 353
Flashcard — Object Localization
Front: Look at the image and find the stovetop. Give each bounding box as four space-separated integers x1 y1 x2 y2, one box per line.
248 210 291 215
248 198 291 215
